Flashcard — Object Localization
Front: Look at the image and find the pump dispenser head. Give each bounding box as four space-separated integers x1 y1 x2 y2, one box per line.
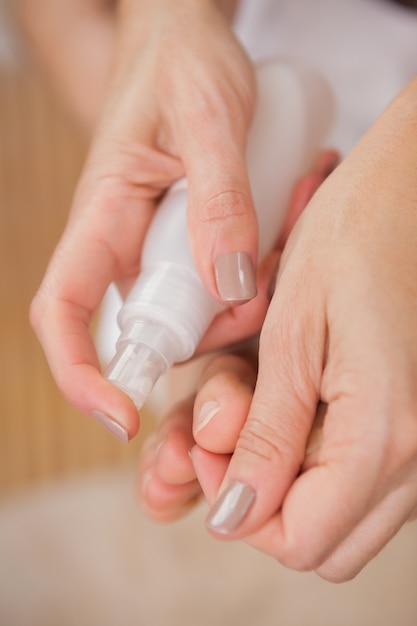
105 319 181 410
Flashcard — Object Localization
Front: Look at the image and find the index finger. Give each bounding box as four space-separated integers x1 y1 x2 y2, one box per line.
30 170 163 439
30 218 142 441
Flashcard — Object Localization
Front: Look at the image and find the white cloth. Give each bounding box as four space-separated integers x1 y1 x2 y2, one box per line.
233 0 417 152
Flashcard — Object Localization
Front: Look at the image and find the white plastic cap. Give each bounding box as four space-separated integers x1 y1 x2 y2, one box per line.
105 319 181 410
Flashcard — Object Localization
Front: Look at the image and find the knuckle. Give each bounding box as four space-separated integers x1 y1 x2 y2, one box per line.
236 414 296 465
200 189 249 228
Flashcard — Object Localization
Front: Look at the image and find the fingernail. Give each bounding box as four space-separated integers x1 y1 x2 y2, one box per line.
206 481 256 534
91 410 129 443
195 400 221 433
214 252 257 303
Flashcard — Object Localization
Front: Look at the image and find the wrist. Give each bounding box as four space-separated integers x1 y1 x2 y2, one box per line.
117 0 237 24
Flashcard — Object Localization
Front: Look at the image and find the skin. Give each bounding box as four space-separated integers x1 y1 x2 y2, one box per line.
20 0 417 581
136 153 335 521
138 78 417 582
17 0 117 132
25 0 260 437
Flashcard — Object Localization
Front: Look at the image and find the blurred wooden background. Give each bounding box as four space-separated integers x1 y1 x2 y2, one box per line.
0 2 154 493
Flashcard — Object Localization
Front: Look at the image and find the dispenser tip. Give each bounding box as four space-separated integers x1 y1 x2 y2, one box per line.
105 342 167 410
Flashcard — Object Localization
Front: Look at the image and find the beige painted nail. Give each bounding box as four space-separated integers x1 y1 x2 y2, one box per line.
206 482 256 534
214 252 257 303
91 410 128 443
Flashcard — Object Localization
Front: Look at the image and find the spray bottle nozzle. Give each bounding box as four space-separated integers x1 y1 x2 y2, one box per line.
105 319 180 410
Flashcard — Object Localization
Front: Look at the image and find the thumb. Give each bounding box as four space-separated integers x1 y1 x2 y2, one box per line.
189 153 259 305
181 96 259 305
205 294 325 537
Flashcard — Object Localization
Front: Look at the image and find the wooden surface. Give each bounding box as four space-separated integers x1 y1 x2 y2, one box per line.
0 39 154 493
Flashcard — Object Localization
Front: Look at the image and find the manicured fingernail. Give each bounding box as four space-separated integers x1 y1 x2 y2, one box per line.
91 410 128 443
214 252 257 303
206 481 256 534
195 400 221 433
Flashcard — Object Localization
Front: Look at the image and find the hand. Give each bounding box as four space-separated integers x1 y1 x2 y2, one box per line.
29 0 258 440
202 78 417 582
139 77 417 583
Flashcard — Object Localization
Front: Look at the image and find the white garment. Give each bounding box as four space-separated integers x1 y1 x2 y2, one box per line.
233 0 417 153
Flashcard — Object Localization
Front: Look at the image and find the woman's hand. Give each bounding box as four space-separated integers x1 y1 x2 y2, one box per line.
202 77 417 582
138 78 417 583
29 0 258 440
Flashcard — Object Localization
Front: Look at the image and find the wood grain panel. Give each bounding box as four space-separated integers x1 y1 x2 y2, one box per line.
0 59 155 493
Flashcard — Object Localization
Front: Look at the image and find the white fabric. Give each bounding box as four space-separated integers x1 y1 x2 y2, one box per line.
233 0 417 152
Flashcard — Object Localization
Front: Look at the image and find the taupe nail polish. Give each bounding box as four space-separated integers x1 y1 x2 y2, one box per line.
91 410 129 443
206 481 256 534
214 252 257 303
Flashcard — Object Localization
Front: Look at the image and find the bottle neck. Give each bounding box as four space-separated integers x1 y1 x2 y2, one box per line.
119 263 224 360
105 319 181 410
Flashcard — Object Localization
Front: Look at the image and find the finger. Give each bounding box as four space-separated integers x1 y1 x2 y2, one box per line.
220 386 396 574
31 294 137 441
193 398 417 582
187 155 258 305
177 75 259 304
204 286 326 538
193 403 327 507
193 353 257 453
139 470 201 523
191 445 231 504
153 398 198 486
31 146 183 439
136 398 202 522
30 230 141 441
193 148 337 353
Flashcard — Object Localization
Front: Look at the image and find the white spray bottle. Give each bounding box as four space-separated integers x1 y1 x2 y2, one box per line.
105 60 334 410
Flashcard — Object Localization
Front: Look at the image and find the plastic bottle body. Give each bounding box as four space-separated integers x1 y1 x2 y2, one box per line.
106 59 335 410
